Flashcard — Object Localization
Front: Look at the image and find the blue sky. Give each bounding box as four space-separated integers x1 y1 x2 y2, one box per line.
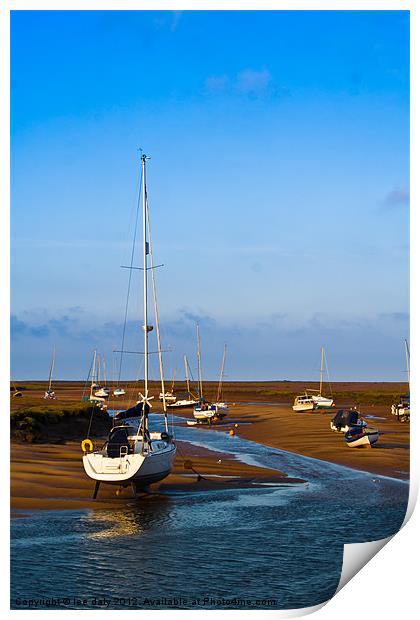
11 10 409 381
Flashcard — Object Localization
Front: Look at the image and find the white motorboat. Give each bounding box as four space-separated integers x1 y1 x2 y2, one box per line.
113 388 126 397
292 395 317 412
82 153 176 497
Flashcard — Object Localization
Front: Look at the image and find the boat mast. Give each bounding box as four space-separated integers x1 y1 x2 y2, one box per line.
141 154 150 428
184 355 190 395
216 344 227 402
319 346 324 396
404 339 410 386
197 324 203 402
48 346 55 391
90 350 97 397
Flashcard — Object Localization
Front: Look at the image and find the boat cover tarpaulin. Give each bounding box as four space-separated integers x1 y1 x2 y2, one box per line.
331 409 359 430
114 402 149 422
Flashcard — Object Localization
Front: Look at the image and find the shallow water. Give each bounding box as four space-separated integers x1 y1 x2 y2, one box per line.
11 414 408 610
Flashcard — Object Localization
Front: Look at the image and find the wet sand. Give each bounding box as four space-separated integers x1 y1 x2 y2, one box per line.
11 440 303 514
10 381 409 515
179 403 409 480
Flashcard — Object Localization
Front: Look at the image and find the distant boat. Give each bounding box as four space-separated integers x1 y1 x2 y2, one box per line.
167 355 199 409
330 409 367 433
160 369 177 404
82 153 176 496
43 347 56 399
344 426 379 448
306 347 334 408
192 325 220 424
209 344 229 417
292 395 317 412
113 387 126 397
391 339 410 423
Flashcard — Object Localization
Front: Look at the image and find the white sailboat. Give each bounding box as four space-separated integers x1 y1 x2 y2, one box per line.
160 369 177 404
43 347 56 399
82 153 176 496
193 325 218 424
391 339 410 422
167 355 199 409
208 344 229 416
306 347 334 408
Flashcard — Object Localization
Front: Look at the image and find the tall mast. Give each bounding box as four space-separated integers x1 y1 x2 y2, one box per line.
216 344 227 402
184 355 190 395
404 339 410 386
48 346 55 391
141 154 149 402
320 346 324 396
197 324 203 401
91 349 97 397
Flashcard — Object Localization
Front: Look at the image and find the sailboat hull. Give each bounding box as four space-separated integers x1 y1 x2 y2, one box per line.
311 396 334 408
83 443 176 486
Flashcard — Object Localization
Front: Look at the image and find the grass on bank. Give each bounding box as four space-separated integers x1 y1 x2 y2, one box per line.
10 402 111 443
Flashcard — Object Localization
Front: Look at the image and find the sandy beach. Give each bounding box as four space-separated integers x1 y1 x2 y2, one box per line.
178 402 409 481
10 380 409 514
11 439 304 514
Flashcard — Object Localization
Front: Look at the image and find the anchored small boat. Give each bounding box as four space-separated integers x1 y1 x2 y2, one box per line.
82 153 176 497
293 395 317 412
344 426 379 448
209 344 229 418
330 408 367 433
113 387 126 397
391 340 410 423
305 347 334 408
159 370 177 404
43 347 56 399
167 356 199 409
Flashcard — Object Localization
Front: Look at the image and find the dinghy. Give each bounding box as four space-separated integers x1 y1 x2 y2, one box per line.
82 153 176 496
344 426 379 448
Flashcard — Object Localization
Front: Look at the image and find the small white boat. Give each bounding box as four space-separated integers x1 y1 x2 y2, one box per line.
311 394 334 408
330 409 367 433
159 392 177 404
344 426 379 448
293 395 317 412
208 344 229 418
193 403 217 424
391 341 410 423
94 387 111 398
43 347 56 399
160 370 177 403
168 398 199 409
306 347 334 408
113 388 126 397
